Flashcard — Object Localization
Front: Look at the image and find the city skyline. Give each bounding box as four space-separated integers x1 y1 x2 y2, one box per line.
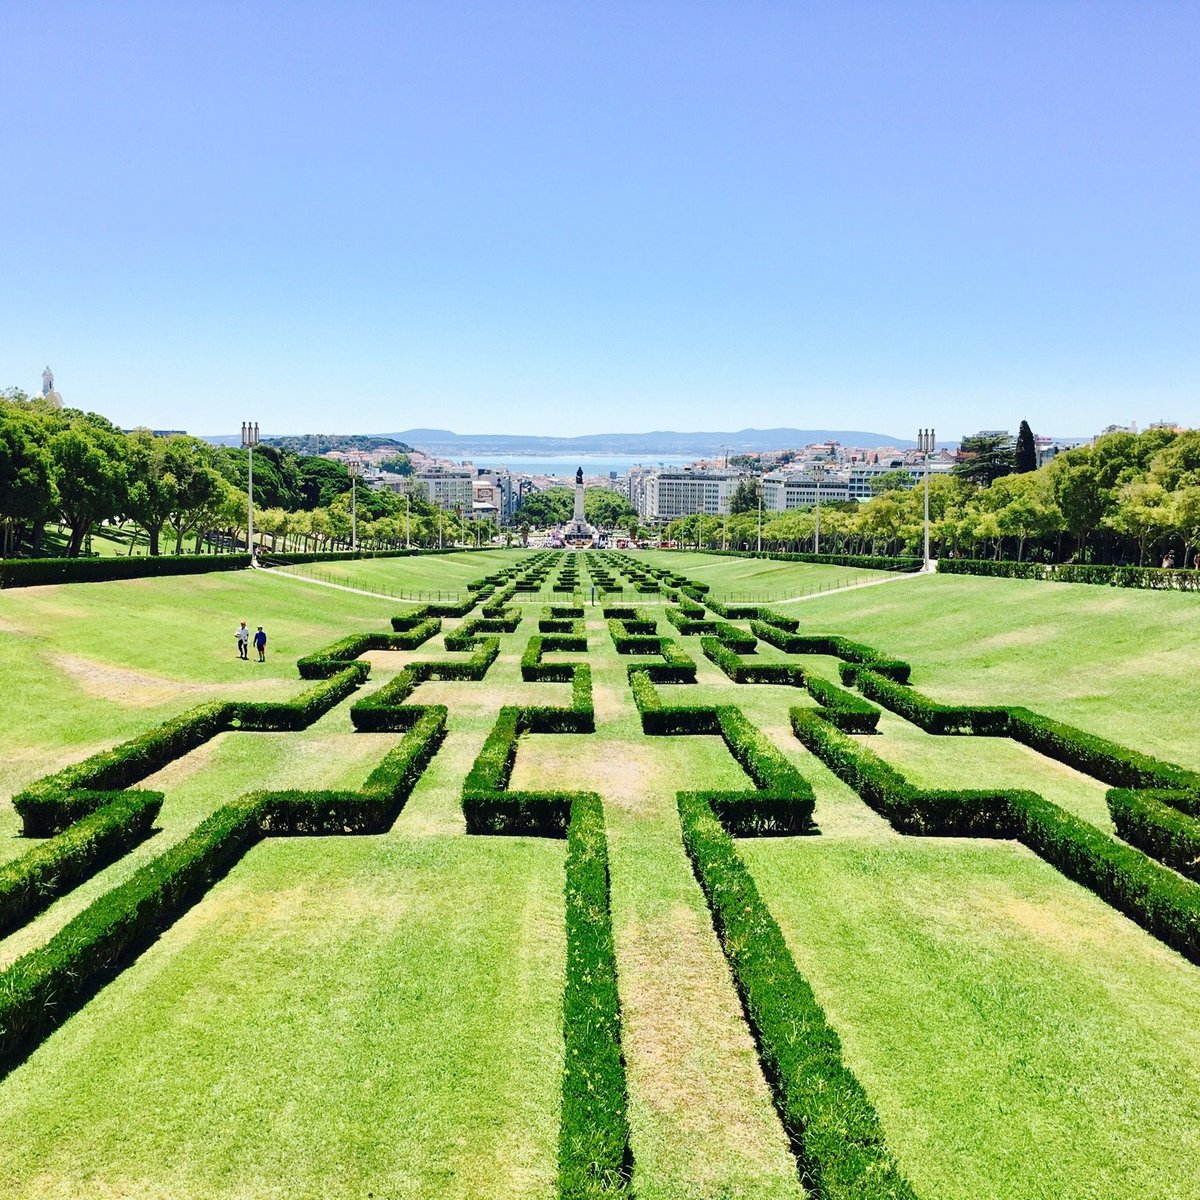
3 3 1198 436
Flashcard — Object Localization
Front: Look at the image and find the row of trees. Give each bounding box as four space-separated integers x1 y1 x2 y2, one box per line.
665 428 1200 566
0 392 493 557
513 485 639 530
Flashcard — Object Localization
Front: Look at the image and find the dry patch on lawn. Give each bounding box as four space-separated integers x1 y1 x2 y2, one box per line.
50 653 273 709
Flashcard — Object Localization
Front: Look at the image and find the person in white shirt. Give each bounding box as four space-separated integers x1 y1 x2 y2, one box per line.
236 621 250 660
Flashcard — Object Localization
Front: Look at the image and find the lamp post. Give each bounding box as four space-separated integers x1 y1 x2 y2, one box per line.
241 421 259 562
811 463 828 555
917 428 936 568
405 491 411 549
756 482 763 553
349 461 361 552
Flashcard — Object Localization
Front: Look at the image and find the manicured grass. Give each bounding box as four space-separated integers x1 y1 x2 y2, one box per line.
784 572 1200 767
0 833 566 1200
741 836 1200 1200
3 552 1200 1198
634 549 895 599
276 548 535 596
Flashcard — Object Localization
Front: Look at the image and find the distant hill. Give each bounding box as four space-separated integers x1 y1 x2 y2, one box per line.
387 427 916 455
204 433 412 454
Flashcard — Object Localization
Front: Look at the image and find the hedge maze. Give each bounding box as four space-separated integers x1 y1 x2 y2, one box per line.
4 546 1200 1198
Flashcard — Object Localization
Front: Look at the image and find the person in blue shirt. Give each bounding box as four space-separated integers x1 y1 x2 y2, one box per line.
253 626 267 662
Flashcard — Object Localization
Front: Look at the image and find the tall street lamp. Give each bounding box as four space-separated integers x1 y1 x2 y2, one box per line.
756 481 763 553
405 491 412 549
241 421 259 562
811 462 828 555
349 460 361 552
917 428 936 568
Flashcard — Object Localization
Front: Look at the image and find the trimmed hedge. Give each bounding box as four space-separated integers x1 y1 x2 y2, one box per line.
0 791 162 936
1006 708 1200 792
14 701 233 835
749 625 912 682
628 669 718 736
0 554 250 589
695 547 923 572
1109 789 1200 881
937 558 1200 591
679 791 919 1200
299 623 440 676
522 634 588 681
793 707 1200 963
805 675 881 733
0 711 449 1073
445 612 520 649
558 790 631 1199
521 665 596 734
791 708 1018 836
228 664 368 731
701 637 805 686
853 670 1009 736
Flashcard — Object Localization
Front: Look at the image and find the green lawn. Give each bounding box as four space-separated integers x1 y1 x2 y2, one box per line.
275 549 535 598
634 549 898 600
1 552 1199 1198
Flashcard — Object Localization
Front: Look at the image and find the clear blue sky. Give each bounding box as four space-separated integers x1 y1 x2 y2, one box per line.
2 2 1197 440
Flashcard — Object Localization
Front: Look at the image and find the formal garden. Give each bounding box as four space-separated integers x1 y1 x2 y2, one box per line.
1 547 1198 1200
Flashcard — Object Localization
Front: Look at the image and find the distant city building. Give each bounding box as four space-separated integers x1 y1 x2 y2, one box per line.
639 468 743 521
762 470 850 510
411 467 473 512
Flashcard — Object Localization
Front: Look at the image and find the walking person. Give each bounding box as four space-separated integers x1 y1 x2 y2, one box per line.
236 620 250 660
254 625 267 662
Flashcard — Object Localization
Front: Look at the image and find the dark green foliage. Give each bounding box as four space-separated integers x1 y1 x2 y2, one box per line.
1015 419 1038 473
805 675 881 733
1012 790 1200 964
693 549 922 572
557 791 631 1200
935 559 1200 591
14 701 232 834
678 792 918 1200
1006 708 1200 791
1108 790 1200 880
0 554 251 588
445 612 520 649
953 432 1016 486
790 709 1019 836
700 637 804 686
228 665 368 731
749 624 912 682
853 670 1010 736
520 665 596 734
299 624 440 676
0 793 267 1073
628 669 719 736
0 792 162 936
522 634 588 681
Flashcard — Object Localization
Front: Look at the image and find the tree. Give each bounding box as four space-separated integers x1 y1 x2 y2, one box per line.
728 478 760 515
1051 454 1109 556
1015 420 1037 473
515 488 573 526
50 422 128 556
953 433 1016 487
124 430 177 555
584 487 636 528
869 470 912 495
0 402 57 555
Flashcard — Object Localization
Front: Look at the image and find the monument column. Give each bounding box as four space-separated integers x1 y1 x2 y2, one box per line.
573 466 586 524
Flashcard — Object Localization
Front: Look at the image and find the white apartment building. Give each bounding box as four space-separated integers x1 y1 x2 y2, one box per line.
762 471 851 511
640 469 743 521
411 468 474 512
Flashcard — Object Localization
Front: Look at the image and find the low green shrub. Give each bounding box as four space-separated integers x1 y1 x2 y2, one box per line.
14 701 232 835
229 664 368 731
558 790 631 1199
1108 789 1200 881
1006 709 1200 792
628 669 717 735
700 637 804 686
790 708 1018 836
853 670 1010 736
0 554 251 589
937 558 1200 590
678 792 918 1199
805 675 881 733
0 792 162 936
